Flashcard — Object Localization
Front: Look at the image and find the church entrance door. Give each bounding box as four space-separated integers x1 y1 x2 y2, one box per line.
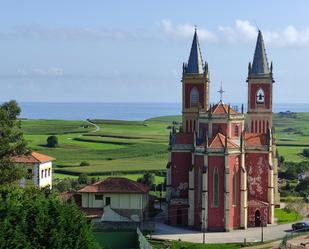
255 210 261 227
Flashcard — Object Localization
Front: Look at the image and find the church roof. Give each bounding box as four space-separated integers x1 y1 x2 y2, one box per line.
186 29 204 74
13 151 55 164
174 133 194 144
245 133 267 146
211 101 238 114
78 177 149 194
208 133 239 149
250 30 270 75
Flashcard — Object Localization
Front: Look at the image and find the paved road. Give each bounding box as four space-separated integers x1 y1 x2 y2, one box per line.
152 218 309 243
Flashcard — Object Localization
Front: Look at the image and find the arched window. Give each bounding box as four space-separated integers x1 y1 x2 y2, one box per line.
190 88 199 107
233 168 237 206
186 120 189 133
256 88 265 104
213 167 219 207
251 120 254 133
234 125 239 137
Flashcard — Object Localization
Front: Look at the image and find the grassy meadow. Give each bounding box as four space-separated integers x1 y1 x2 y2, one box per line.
22 116 181 181
21 112 309 181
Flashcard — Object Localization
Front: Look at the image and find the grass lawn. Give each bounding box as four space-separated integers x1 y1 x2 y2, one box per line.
274 208 303 224
21 113 308 181
149 239 267 249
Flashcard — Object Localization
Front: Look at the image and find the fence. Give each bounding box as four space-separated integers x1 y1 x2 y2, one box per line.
279 227 309 249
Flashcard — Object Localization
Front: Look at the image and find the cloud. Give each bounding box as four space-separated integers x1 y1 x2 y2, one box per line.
17 67 64 77
160 19 309 48
0 25 148 41
159 19 217 42
219 20 258 43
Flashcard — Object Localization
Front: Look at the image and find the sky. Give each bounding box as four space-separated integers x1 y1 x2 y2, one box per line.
1 0 309 104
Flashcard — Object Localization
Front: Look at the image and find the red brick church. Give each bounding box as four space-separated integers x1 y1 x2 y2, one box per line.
166 29 280 231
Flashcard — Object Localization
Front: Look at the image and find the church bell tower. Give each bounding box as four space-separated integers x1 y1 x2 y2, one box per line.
247 30 274 133
182 28 209 133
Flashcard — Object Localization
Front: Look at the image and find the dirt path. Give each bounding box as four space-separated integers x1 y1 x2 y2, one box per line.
85 119 100 133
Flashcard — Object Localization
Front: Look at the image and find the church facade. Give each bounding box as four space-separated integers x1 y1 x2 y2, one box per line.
166 30 280 231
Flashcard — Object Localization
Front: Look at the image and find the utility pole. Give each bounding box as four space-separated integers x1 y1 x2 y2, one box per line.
202 215 206 244
261 222 264 242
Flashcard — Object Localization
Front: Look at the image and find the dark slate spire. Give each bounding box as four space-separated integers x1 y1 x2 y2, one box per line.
186 28 204 74
250 30 270 75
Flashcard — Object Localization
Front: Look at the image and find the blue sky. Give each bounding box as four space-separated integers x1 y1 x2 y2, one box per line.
1 0 309 103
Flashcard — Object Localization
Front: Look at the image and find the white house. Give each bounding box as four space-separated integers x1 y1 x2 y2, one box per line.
14 151 55 189
78 177 149 221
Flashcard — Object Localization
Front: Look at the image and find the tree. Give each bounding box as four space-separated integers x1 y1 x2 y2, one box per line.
78 173 90 185
137 172 155 189
0 186 100 249
0 100 29 185
295 177 309 197
46 135 58 148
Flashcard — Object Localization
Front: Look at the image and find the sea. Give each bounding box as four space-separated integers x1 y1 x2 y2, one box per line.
19 102 309 121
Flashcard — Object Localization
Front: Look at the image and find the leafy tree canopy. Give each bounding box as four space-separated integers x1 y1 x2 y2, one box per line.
0 100 29 185
46 135 58 148
0 186 100 249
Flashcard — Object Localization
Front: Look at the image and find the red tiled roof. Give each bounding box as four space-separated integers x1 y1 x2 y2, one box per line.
78 177 149 194
175 133 194 144
245 133 267 146
211 101 238 115
248 199 269 207
13 151 55 164
208 133 239 149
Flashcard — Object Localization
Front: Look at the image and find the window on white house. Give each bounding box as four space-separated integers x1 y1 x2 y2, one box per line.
95 194 103 200
213 167 219 207
41 170 44 178
48 168 51 177
190 88 199 107
45 169 47 178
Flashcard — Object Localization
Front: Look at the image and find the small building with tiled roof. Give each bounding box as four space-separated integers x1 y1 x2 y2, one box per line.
78 177 149 222
13 151 55 189
166 29 279 231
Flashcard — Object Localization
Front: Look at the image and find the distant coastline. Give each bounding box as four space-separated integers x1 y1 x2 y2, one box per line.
19 102 309 120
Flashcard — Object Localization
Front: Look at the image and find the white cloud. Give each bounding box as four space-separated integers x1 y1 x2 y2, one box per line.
159 19 217 42
219 20 258 43
0 25 148 41
17 67 64 77
161 19 309 48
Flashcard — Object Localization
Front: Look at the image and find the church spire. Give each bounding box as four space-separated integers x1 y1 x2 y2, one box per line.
250 30 270 75
186 27 204 74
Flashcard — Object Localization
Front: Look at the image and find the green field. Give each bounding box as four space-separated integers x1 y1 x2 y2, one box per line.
22 116 181 181
274 112 309 162
21 113 308 180
274 208 303 224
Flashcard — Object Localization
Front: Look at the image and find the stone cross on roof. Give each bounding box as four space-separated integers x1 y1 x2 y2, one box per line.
218 82 225 102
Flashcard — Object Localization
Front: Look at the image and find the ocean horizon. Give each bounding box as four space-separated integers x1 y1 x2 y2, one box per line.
18 102 309 121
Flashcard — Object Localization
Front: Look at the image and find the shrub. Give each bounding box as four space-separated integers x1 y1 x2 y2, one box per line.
303 149 309 158
47 135 58 148
80 161 90 166
78 173 90 185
